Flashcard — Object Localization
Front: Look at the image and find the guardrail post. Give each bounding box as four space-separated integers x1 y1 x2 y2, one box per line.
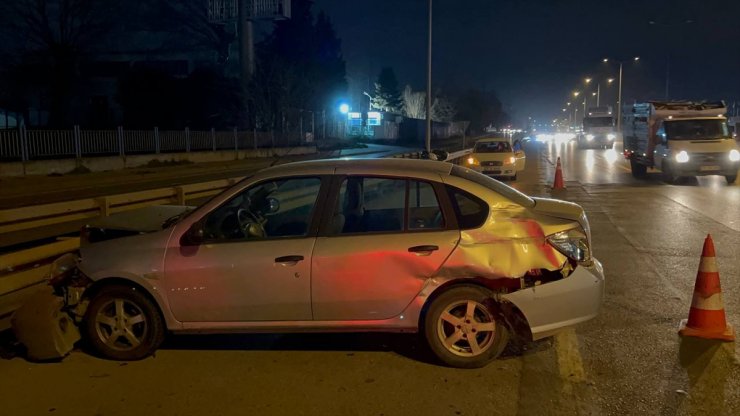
96 197 110 217
211 128 216 152
117 126 125 158
185 127 191 152
19 124 29 162
73 125 82 160
154 127 160 154
175 186 186 205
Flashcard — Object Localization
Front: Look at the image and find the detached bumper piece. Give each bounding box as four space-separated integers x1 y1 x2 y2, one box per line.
11 290 80 361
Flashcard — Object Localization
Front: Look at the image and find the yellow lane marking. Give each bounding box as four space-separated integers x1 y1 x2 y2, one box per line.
554 329 587 384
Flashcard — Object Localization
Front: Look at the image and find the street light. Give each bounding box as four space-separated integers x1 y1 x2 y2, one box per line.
573 91 580 97
584 78 592 84
339 103 350 114
603 56 640 132
362 91 373 111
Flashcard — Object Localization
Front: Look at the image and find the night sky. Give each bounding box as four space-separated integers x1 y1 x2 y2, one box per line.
312 0 740 125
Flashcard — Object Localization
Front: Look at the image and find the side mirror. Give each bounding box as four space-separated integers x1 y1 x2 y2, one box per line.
181 221 205 246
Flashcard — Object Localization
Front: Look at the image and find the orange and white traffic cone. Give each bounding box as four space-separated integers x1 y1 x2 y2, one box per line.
552 157 565 189
678 234 735 341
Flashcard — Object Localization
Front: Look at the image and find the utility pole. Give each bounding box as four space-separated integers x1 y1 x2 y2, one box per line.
597 83 601 107
617 62 623 132
425 0 433 153
238 0 255 80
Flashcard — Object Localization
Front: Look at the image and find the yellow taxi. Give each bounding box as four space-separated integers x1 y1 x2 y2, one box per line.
466 138 526 180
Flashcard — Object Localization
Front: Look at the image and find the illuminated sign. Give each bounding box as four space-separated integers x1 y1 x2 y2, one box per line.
367 111 382 126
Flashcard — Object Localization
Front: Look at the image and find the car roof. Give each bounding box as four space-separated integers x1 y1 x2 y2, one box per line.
260 157 455 176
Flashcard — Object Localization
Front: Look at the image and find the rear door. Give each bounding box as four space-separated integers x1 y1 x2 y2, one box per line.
311 176 459 321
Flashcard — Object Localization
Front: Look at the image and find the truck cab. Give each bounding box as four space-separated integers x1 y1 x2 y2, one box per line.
579 107 617 149
624 101 740 184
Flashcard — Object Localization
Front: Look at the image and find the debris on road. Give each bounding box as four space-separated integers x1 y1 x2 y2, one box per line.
11 289 79 361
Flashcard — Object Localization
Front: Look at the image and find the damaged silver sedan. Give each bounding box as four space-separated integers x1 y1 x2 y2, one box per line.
42 158 604 368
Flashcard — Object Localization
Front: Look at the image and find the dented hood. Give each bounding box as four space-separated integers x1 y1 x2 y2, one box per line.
83 205 192 244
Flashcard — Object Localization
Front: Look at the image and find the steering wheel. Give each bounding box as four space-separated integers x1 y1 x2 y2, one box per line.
237 208 266 238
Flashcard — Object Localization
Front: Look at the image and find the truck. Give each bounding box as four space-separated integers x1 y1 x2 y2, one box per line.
578 106 617 149
623 101 740 184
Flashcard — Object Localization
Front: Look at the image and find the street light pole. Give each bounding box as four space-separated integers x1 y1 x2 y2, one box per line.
597 83 601 107
617 62 623 132
425 0 433 153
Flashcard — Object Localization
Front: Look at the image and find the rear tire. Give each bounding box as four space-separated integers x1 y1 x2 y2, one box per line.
423 286 509 368
83 285 165 361
630 159 647 178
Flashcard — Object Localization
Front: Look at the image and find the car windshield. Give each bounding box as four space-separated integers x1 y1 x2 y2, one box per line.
664 119 730 140
583 117 613 128
450 165 535 208
474 141 512 153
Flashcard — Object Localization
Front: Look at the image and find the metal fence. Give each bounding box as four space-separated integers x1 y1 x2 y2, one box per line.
0 126 305 161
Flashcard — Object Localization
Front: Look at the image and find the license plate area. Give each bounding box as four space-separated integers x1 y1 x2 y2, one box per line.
700 165 720 171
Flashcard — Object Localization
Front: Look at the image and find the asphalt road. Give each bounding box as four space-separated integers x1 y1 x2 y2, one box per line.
1 139 739 416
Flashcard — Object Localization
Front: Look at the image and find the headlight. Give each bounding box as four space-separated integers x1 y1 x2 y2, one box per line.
607 134 616 140
467 156 479 166
507 156 516 164
729 149 740 162
48 253 79 286
586 134 594 141
547 227 590 263
675 150 689 163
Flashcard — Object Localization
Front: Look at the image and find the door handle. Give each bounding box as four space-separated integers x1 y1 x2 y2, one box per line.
408 245 439 255
275 255 304 266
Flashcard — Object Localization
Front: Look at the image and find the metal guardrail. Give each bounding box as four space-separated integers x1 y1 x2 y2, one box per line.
0 178 240 235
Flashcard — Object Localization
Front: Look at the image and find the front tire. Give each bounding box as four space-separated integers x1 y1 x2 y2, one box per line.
83 285 165 361
726 175 737 184
423 286 509 368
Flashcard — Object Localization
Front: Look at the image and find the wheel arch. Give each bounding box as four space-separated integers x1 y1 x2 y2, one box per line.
418 278 533 343
82 277 173 330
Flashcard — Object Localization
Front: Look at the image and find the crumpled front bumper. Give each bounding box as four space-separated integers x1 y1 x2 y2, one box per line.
502 259 604 340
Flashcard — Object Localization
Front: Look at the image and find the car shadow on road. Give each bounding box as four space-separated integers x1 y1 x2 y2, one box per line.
160 331 556 366
161 332 442 365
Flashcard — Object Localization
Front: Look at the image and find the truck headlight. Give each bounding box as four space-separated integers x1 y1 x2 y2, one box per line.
507 156 516 164
547 227 590 263
467 156 479 166
607 134 616 141
729 149 740 162
675 150 690 163
586 134 594 141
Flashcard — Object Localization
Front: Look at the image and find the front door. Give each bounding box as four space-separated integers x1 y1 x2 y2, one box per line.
312 176 459 321
164 176 324 322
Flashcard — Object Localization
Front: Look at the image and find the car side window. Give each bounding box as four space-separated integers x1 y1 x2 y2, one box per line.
408 180 444 230
203 177 321 241
446 185 489 229
330 177 444 234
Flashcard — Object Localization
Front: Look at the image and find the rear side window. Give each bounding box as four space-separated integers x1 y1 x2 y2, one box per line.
446 186 489 229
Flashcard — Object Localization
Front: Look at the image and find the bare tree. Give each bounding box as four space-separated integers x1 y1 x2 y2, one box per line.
431 95 456 122
160 1 235 64
402 85 426 119
0 0 119 125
